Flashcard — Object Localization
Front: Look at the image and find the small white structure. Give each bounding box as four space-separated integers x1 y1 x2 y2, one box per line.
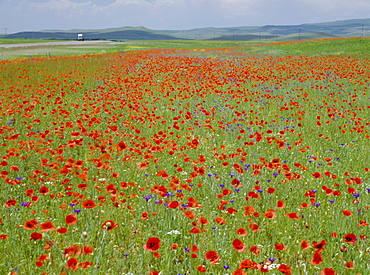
77 34 84 41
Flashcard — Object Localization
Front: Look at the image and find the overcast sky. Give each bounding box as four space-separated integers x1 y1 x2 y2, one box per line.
1 0 369 33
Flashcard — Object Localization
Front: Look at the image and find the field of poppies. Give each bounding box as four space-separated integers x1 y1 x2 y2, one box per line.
0 38 369 275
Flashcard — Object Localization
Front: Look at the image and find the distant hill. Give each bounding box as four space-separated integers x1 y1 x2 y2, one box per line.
209 34 271 41
276 32 338 41
3 26 184 41
1 18 369 41
160 18 370 40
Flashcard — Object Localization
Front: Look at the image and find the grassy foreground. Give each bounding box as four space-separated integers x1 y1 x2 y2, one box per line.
0 38 369 274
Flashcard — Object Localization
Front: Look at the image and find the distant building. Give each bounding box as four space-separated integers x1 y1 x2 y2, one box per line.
77 34 84 41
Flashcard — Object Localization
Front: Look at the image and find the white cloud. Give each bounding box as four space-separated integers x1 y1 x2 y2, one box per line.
1 0 369 33
217 0 259 17
27 0 93 11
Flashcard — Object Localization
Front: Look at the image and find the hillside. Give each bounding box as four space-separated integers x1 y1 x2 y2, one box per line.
1 18 369 41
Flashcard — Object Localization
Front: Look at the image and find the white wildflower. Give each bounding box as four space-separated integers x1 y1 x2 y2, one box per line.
167 230 181 235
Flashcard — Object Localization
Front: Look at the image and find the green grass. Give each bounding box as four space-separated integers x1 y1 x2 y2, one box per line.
1 37 369 275
0 39 69 44
1 37 369 60
0 39 268 60
237 37 370 58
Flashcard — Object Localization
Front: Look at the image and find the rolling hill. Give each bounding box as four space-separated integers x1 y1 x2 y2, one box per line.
1 18 369 41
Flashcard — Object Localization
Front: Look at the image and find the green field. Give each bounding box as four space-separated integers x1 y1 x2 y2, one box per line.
0 40 266 60
0 39 69 44
2 37 369 60
0 37 369 275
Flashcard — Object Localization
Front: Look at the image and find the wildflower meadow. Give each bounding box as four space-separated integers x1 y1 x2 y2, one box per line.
0 38 369 275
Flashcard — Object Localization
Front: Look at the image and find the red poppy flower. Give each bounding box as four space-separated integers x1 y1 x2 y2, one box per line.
39 186 50 195
233 268 247 275
198 216 209 225
153 251 161 258
65 214 78 226
263 209 277 219
222 188 232 196
67 258 79 271
82 199 96 209
232 239 247 252
313 240 327 251
4 199 17 207
26 188 34 197
197 264 206 272
32 196 39 202
189 244 200 252
341 210 352 216
117 141 128 150
310 251 323 265
35 254 48 267
312 172 323 178
77 183 87 190
274 243 287 251
320 268 337 275
83 245 94 255
236 227 248 236
37 254 48 262
30 232 43 240
277 200 286 209
301 239 311 250
102 220 118 231
0 234 8 240
240 258 258 269
357 220 369 226
278 264 292 275
64 244 82 258
24 219 38 230
189 227 201 234
249 223 260 232
183 210 195 219
343 233 357 244
215 216 226 225
205 250 220 264
40 221 56 232
143 237 161 252
57 227 68 234
285 212 300 220
168 201 179 209
250 245 260 255
140 211 149 220
344 261 354 269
